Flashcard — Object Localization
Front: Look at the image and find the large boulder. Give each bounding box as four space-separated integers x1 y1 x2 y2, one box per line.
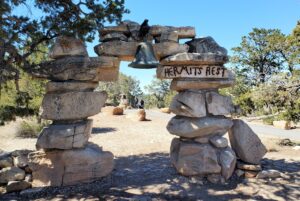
36 120 92 150
228 119 267 164
167 116 233 138
160 52 228 65
28 143 114 187
40 91 107 120
46 81 98 93
219 147 236 179
32 56 120 82
0 167 25 184
185 36 227 55
206 91 235 115
49 36 88 59
170 78 235 91
169 90 206 117
170 138 221 176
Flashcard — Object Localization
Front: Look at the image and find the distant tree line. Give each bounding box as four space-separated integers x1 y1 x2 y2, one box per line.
223 21 300 123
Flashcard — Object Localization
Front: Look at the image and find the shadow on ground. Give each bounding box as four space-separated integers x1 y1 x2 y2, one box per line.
1 153 300 200
92 127 117 134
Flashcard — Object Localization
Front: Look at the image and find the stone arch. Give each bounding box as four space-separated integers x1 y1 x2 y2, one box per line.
28 20 267 187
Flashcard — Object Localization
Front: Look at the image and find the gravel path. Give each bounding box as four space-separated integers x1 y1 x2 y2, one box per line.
0 109 300 200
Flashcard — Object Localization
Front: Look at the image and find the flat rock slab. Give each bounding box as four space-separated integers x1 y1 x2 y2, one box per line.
49 36 88 59
228 119 267 164
28 143 114 187
206 91 235 115
100 24 195 39
170 138 221 176
32 56 120 81
237 161 262 171
186 36 227 55
41 91 107 120
36 120 92 150
150 25 196 39
100 32 128 42
95 41 188 61
170 90 206 117
46 81 98 93
160 52 228 65
167 116 233 138
170 78 235 91
157 65 233 79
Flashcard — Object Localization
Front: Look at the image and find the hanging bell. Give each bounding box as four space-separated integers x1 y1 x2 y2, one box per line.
128 42 159 69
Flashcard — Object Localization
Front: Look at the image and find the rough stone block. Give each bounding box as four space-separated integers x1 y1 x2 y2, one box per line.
33 56 120 81
6 181 31 193
28 143 114 187
0 167 25 184
170 90 206 118
94 41 139 61
209 135 228 148
186 36 227 55
206 91 235 115
153 42 188 60
219 147 236 179
36 120 92 150
49 36 88 59
167 116 233 138
170 138 221 176
41 91 107 120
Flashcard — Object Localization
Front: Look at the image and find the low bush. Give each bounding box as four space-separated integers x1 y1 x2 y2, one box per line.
262 116 275 125
16 119 49 138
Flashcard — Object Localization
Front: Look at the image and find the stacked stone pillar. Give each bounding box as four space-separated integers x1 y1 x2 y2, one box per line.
28 36 119 187
158 37 267 182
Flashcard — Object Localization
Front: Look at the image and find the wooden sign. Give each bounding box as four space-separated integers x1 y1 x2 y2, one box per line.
157 65 231 79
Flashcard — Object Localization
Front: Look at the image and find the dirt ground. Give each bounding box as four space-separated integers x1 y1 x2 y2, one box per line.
0 109 300 201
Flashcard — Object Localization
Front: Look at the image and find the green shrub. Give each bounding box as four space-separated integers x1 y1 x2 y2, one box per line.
16 119 49 138
262 116 275 125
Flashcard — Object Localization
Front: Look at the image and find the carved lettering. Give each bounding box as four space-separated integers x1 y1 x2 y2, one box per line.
160 66 229 79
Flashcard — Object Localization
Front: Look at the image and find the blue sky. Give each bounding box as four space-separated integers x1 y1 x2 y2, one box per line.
87 0 300 90
15 0 300 90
